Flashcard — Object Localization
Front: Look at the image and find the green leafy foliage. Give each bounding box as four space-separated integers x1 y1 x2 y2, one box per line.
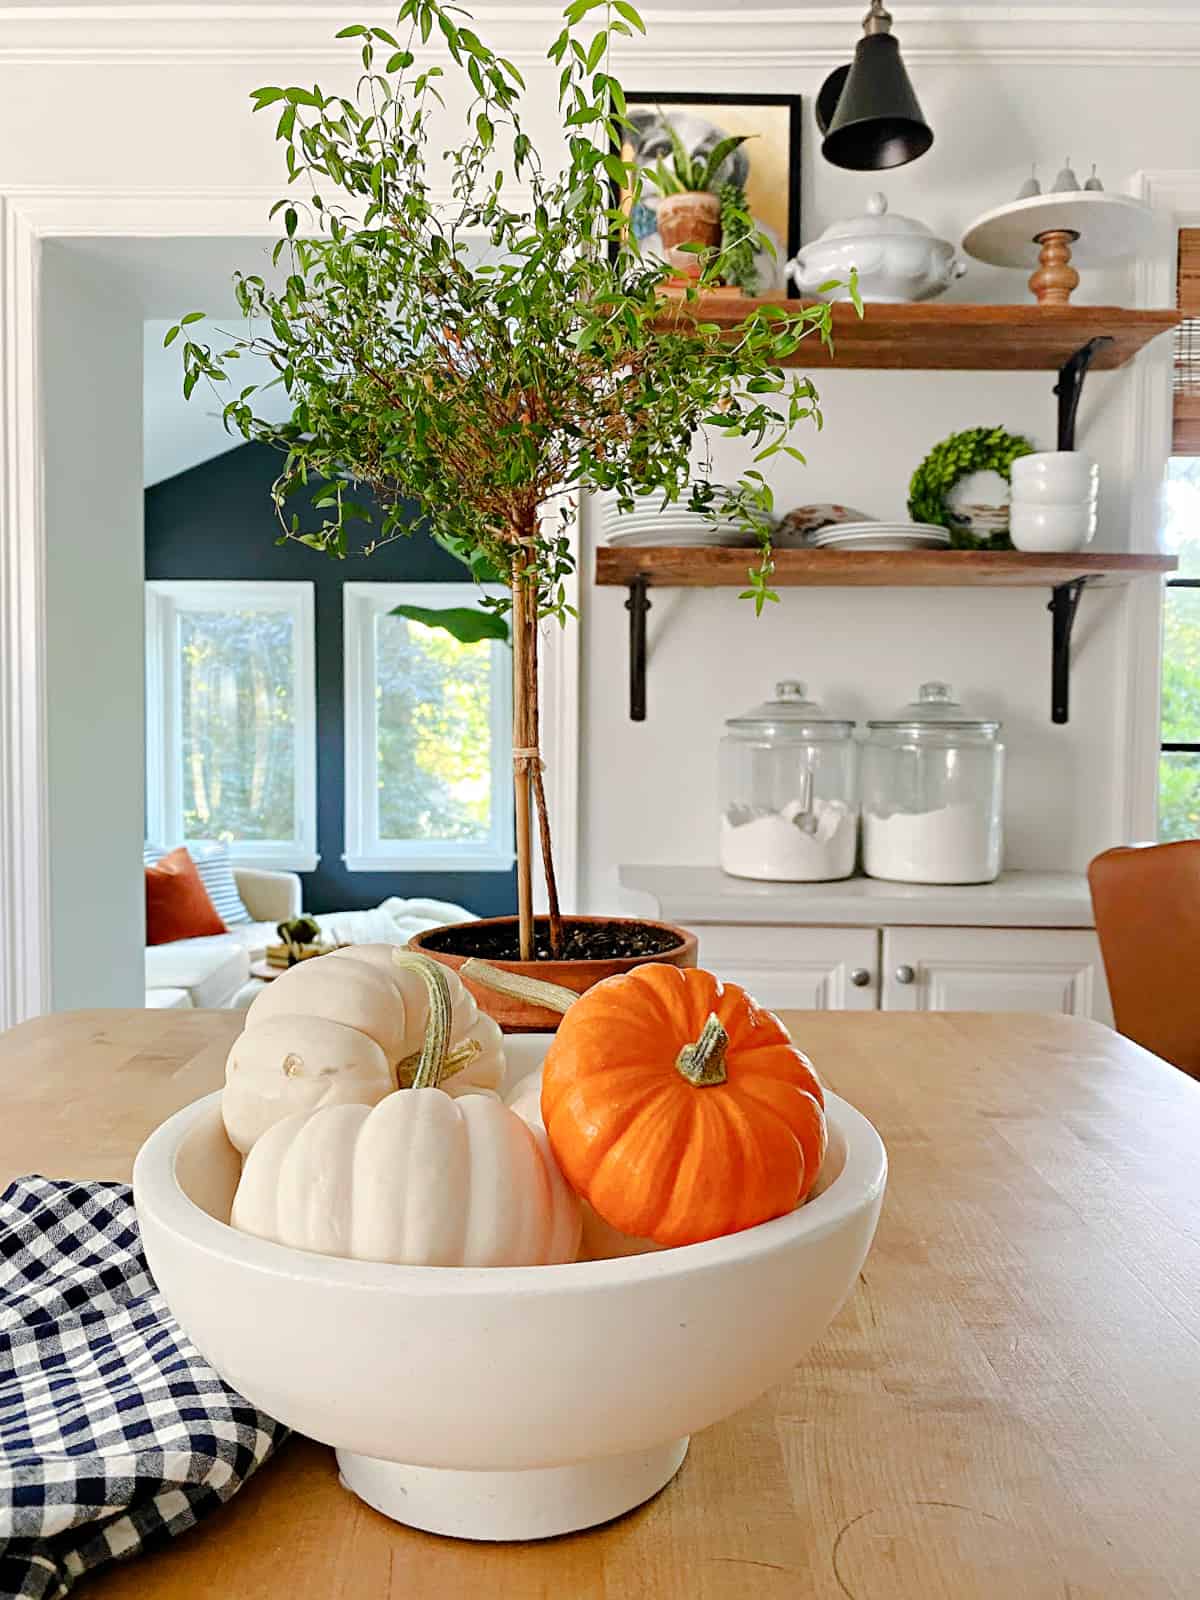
389 603 510 645
174 0 844 616
718 181 758 295
646 120 752 196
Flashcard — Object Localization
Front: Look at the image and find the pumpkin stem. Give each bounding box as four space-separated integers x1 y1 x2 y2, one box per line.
394 1036 482 1091
675 1013 729 1087
391 950 453 1090
460 957 577 1015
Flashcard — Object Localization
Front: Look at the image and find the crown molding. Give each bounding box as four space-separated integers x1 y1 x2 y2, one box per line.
0 5 1197 67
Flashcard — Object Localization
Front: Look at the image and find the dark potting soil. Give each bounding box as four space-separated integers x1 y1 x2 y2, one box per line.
420 918 683 963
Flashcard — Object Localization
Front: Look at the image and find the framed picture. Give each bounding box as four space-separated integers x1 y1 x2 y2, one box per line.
617 91 803 297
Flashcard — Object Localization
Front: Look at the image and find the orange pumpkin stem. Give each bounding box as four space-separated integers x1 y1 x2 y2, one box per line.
674 1013 729 1087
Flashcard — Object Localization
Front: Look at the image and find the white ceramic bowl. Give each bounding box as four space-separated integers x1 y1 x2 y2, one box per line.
1010 451 1100 505
1009 501 1097 552
133 1055 886 1542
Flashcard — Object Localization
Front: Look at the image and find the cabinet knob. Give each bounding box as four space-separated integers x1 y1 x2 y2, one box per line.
894 964 916 985
849 968 872 987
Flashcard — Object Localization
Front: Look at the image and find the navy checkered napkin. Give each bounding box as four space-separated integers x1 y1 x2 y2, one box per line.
0 1176 287 1599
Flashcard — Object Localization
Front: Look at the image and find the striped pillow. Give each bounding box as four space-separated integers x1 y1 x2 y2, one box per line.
143 841 252 926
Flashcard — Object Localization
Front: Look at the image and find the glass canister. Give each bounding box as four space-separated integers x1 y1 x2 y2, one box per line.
719 680 858 882
862 682 1004 885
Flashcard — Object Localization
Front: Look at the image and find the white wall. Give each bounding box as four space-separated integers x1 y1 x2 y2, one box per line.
2 5 1197 1000
41 243 145 1007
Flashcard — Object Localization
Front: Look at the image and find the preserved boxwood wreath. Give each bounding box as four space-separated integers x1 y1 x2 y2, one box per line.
908 426 1035 550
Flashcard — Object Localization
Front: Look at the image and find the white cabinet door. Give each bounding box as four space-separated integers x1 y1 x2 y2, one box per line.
695 924 880 1011
881 927 1112 1022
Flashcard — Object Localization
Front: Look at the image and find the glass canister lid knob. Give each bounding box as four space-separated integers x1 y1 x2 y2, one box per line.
868 679 1000 733
918 681 954 704
725 677 855 737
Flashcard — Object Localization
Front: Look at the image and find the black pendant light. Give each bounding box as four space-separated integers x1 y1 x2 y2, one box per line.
817 1 933 172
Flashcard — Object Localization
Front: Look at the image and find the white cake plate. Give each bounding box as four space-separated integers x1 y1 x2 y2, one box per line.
961 192 1154 304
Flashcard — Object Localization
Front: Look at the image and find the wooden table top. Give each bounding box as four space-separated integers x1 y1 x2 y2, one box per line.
3 1006 1199 1598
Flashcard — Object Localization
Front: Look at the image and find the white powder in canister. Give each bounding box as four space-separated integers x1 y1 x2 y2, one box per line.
863 801 999 884
720 797 857 882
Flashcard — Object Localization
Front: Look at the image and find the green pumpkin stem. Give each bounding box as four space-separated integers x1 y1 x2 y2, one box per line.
394 1035 482 1091
391 950 453 1090
675 1013 729 1087
460 957 577 1015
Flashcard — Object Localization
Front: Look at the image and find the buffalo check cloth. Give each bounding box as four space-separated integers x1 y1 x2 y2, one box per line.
0 1176 287 1599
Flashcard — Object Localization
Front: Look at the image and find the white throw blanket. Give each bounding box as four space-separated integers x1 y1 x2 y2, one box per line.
311 897 476 950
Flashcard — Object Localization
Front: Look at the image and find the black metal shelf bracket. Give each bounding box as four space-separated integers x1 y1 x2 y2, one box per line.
1054 336 1112 452
625 577 651 721
1049 577 1088 724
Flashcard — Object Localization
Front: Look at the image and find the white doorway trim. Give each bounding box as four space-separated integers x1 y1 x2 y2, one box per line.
0 187 580 1029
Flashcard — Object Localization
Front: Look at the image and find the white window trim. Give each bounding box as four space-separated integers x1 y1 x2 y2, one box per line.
343 581 515 874
145 579 319 873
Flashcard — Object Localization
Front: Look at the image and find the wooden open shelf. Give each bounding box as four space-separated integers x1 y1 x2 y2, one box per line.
598 548 1176 726
654 299 1179 371
595 547 1177 588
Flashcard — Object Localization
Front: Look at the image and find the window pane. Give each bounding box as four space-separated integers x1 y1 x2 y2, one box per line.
179 608 296 843
1160 751 1200 841
1163 586 1200 745
1163 457 1200 576
375 613 494 844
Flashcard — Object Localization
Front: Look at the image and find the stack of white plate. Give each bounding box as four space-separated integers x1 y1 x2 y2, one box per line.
812 522 950 552
603 503 763 548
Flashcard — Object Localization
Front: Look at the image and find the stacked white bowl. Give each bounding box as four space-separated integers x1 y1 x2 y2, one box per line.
1009 451 1099 553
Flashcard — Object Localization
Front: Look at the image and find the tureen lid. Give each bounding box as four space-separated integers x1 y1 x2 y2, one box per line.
867 681 1000 733
809 192 934 243
726 679 855 739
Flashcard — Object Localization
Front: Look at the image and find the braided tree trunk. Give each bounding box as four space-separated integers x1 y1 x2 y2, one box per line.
511 523 563 962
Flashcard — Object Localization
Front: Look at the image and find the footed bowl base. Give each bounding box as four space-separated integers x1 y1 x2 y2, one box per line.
336 1437 690 1541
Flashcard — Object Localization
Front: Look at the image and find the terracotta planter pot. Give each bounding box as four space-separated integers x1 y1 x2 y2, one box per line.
655 191 722 277
408 916 698 1032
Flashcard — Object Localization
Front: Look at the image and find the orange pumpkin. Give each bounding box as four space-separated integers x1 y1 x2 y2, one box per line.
539 963 826 1249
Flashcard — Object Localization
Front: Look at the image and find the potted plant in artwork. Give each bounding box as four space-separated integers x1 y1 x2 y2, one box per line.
643 121 761 293
170 0 849 1027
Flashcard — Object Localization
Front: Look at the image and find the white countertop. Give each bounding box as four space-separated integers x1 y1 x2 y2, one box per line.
619 865 1095 929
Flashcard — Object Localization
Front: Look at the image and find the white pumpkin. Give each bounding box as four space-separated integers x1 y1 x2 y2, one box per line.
506 1068 659 1263
247 944 505 1098
222 1013 394 1155
231 955 580 1267
246 956 408 1061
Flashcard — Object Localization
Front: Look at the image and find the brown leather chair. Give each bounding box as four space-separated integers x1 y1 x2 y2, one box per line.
1088 841 1200 1077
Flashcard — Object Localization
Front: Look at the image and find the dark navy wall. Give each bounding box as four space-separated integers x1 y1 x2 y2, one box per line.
145 442 517 918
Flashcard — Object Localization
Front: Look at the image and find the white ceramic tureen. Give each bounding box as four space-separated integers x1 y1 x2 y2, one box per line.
788 192 967 304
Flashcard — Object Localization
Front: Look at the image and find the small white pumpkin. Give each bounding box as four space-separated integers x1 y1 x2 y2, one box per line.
506 1066 660 1264
230 955 581 1268
222 1013 394 1155
247 944 505 1098
247 956 407 1061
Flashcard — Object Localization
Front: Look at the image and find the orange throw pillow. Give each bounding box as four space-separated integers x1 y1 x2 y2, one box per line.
145 847 227 945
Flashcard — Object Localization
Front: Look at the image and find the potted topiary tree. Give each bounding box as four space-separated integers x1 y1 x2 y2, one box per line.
171 0 849 1027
